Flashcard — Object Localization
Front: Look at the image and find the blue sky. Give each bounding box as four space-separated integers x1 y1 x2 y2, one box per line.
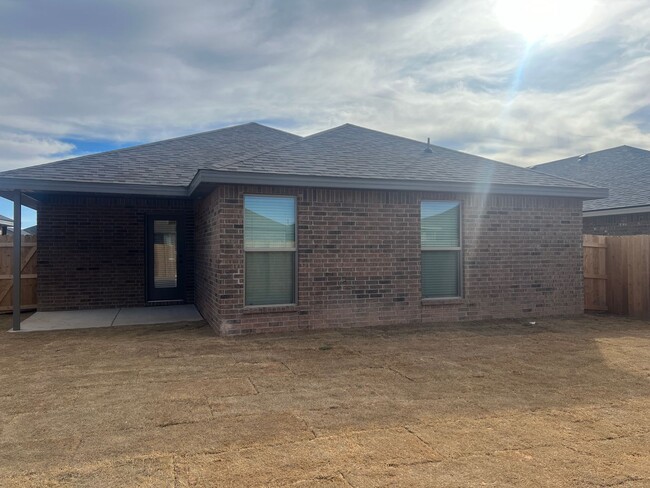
0 138 123 228
0 0 649 199
0 199 36 229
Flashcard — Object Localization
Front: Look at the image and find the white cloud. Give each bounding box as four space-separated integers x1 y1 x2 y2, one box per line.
0 132 75 169
0 0 648 170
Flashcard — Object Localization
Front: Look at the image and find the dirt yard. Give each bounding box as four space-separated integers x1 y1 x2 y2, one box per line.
0 314 649 487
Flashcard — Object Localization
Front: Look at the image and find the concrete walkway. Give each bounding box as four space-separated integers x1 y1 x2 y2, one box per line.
13 304 203 332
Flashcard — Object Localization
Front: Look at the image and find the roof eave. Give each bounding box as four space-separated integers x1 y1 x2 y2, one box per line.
0 171 608 201
189 169 608 200
584 205 650 217
0 177 189 198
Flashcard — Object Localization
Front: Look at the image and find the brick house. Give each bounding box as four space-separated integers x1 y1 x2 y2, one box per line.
0 123 606 334
0 213 12 235
534 145 650 236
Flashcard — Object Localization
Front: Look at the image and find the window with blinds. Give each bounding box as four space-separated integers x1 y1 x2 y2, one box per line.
244 195 296 306
421 201 461 298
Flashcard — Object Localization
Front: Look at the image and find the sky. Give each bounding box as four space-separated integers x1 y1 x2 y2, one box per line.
1 0 650 226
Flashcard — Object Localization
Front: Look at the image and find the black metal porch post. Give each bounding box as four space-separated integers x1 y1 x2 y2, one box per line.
12 190 21 331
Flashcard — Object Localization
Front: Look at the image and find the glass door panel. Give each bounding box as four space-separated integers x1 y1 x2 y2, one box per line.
153 220 177 289
147 216 183 301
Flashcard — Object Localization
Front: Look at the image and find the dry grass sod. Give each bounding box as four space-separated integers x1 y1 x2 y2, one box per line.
0 314 649 487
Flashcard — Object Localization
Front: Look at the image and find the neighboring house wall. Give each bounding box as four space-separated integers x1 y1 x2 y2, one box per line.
583 212 650 236
38 195 194 310
194 184 584 335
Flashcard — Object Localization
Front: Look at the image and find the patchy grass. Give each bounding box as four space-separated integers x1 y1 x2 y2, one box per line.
0 314 649 487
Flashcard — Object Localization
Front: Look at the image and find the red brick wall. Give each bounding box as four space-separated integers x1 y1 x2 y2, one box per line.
195 185 584 335
194 190 220 326
583 212 650 236
37 195 194 310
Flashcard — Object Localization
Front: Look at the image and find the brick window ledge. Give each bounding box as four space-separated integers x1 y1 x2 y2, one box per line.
243 304 301 315
421 297 464 306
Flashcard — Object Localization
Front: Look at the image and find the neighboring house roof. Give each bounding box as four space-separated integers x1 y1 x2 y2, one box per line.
244 208 293 247
0 123 301 187
23 225 37 236
6 228 34 236
0 122 606 200
0 214 13 226
533 145 650 212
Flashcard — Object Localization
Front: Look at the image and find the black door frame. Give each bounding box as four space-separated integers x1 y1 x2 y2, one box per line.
146 215 185 302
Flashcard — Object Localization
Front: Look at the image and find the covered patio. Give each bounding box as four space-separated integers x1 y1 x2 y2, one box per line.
0 123 301 334
0 187 198 332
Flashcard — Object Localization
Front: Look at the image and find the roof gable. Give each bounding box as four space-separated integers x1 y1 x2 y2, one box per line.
533 145 650 211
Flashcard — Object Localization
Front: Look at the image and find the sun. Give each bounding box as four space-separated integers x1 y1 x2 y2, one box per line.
495 0 595 43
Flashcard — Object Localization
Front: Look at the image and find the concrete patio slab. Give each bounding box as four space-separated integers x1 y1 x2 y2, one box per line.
16 308 120 332
112 304 203 327
13 305 203 332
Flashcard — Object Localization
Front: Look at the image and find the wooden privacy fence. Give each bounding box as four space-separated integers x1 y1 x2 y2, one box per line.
0 235 37 312
584 234 650 317
583 235 608 312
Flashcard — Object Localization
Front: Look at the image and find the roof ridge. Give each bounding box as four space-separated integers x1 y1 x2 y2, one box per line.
338 124 584 183
336 123 434 147
246 121 303 139
212 122 595 190
620 144 650 153
210 123 351 171
534 144 650 168
218 123 427 172
0 122 294 176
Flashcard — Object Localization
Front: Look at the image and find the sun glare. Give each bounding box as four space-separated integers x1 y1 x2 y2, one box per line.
495 0 594 43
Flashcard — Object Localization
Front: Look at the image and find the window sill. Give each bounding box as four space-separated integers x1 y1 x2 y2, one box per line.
421 297 464 306
243 304 300 315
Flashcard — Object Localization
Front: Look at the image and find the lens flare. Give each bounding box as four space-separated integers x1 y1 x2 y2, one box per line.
495 0 594 43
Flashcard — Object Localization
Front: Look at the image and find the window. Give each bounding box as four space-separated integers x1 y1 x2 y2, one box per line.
244 195 296 306
421 201 461 298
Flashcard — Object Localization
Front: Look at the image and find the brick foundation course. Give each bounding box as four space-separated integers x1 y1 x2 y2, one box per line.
195 185 584 335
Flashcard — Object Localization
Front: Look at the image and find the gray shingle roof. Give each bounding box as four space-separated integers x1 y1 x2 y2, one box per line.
0 122 603 199
214 124 598 190
533 145 650 211
0 123 301 187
